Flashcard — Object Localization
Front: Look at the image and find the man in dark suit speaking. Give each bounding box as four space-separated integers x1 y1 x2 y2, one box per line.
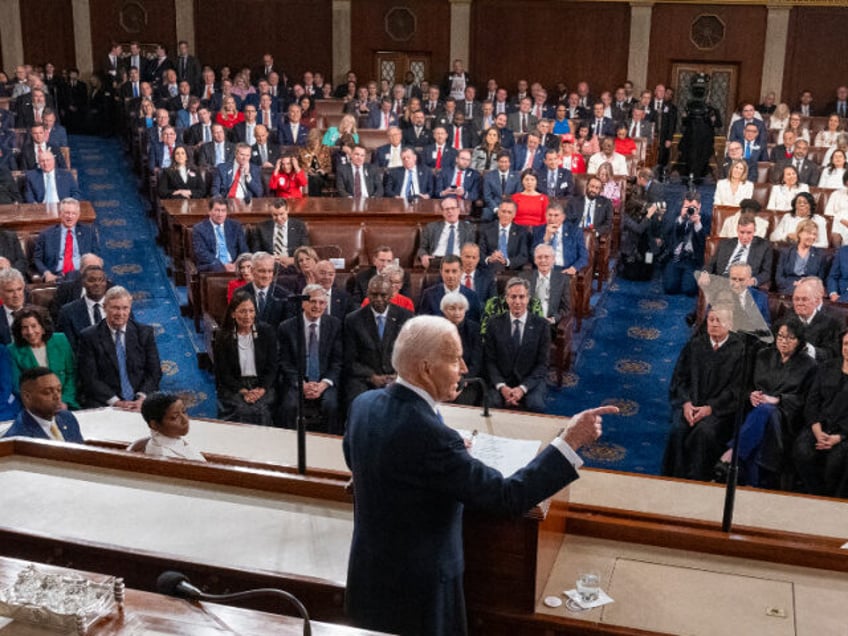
344 314 616 635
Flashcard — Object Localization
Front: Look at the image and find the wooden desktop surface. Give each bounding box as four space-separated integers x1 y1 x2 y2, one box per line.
0 201 96 232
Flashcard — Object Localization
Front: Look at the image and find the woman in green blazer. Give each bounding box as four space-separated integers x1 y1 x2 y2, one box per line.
8 306 79 409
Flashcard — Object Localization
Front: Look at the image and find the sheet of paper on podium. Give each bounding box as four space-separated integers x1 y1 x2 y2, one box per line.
459 429 541 477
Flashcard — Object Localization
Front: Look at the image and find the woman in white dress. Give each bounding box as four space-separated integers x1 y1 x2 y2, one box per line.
785 112 810 144
770 191 828 248
132 393 206 462
714 159 754 207
822 133 848 166
768 103 791 133
814 114 843 148
824 171 848 245
819 149 847 188
768 165 810 212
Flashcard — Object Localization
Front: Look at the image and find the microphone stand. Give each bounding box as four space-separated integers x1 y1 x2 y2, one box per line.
461 377 491 417
285 290 312 475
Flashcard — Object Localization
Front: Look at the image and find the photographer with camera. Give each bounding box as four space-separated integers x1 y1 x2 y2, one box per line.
618 169 666 281
661 191 705 296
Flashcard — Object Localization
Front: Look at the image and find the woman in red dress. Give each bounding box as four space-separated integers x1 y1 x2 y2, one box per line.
511 169 549 227
269 155 308 199
613 123 637 158
215 96 243 130
559 134 586 174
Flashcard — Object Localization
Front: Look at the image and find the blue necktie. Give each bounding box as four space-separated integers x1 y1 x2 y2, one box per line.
744 141 751 159
115 330 134 401
44 173 58 204
215 144 224 165
257 290 266 314
405 169 414 200
498 228 508 256
512 319 521 348
307 323 320 381
376 315 385 340
133 83 139 98
215 224 231 264
551 231 559 252
445 224 456 256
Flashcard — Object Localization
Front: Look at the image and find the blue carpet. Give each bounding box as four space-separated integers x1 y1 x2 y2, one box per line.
71 135 218 417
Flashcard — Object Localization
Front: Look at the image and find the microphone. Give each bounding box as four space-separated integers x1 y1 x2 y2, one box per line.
156 571 311 636
461 377 490 417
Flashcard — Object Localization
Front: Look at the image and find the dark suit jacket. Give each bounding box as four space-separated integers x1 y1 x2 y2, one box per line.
192 218 249 272
482 170 521 211
213 321 277 393
343 304 412 397
788 308 842 362
184 122 215 146
775 246 828 293
249 142 281 167
0 229 27 275
484 312 550 392
417 219 476 260
277 314 343 388
447 123 475 149
478 221 530 270
435 167 481 200
772 157 821 186
33 223 99 276
18 141 66 171
327 287 353 320
175 55 201 91
24 169 81 203
464 268 498 303
277 122 309 146
585 117 616 137
531 222 590 271
728 118 768 147
77 319 162 406
826 246 848 298
707 237 774 287
371 143 407 169
510 144 544 172
343 382 575 635
402 126 433 148
335 163 384 198
231 121 260 144
538 166 574 198
384 165 435 198
419 144 457 172
212 162 264 198
418 283 482 323
0 167 22 204
365 109 399 130
57 297 99 350
565 195 614 236
3 409 82 443
157 165 207 199
351 267 412 305
197 141 235 167
521 269 571 325
249 218 309 256
458 318 483 379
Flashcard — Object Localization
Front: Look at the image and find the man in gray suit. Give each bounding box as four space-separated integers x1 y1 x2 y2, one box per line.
336 145 383 198
417 197 476 269
521 244 571 333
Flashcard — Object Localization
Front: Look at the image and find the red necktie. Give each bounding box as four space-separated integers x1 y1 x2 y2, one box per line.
455 170 462 187
384 113 389 128
436 147 443 169
464 273 472 289
453 129 461 149
169 145 174 159
34 109 42 123
62 229 74 275
227 167 242 198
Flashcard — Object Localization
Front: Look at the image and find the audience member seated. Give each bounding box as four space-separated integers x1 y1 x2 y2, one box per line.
484 277 549 412
574 123 600 156
511 131 544 172
240 251 288 330
314 260 353 319
458 242 497 304
587 137 628 175
213 289 277 426
212 143 263 200
559 134 587 174
362 264 414 312
1 367 78 441
662 191 705 296
41 110 68 147
768 103 790 132
719 142 756 182
825 171 848 244
367 97 399 131
521 243 571 333
157 146 206 199
719 198 768 239
283 245 320 294
419 255 482 323
148 126 184 172
595 162 621 210
565 175 613 236
736 122 769 167
225 253 253 302
715 159 754 208
441 291 482 406
33 198 99 283
539 148 574 199
772 140 820 187
277 284 343 433
417 197 476 269
0 228 27 276
298 129 333 196
511 169 548 227
471 127 502 172
789 277 842 362
77 286 162 411
663 307 745 481
131 392 206 461
818 149 846 188
343 274 413 404
269 154 307 199
814 114 843 148
792 329 848 497
725 262 772 325
336 145 383 198
613 123 637 158
775 219 827 293
24 151 81 203
533 201 589 275
707 212 774 288
18 124 65 171
215 96 243 130
481 151 520 222
826 244 848 302
784 112 810 144
384 148 435 200
198 124 235 167
191 197 249 273
478 199 530 273
249 198 308 270
435 149 480 202
9 306 78 409
770 192 827 247
352 246 410 304
248 124 280 170
714 317 815 488
57 264 108 350
0 165 22 204
770 129 796 163
0 269 26 345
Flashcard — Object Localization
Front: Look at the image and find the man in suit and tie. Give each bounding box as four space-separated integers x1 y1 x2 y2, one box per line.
249 198 309 269
511 131 544 172
565 176 613 237
435 148 481 201
586 101 616 138
169 81 195 120
191 196 249 273
0 269 25 345
19 123 65 171
770 129 796 163
825 85 848 118
366 97 399 130
232 105 260 146
772 139 821 186
278 284 344 433
521 244 572 334
728 103 769 147
57 264 108 351
790 277 843 362
77 286 162 410
241 252 289 330
493 113 516 149
419 126 457 174
315 260 352 320
249 125 280 169
540 149 574 198
351 246 411 305
417 196 476 269
456 85 481 121
343 274 413 403
148 126 185 172
481 151 521 222
401 110 433 150
507 96 538 134
627 106 654 144
533 202 589 275
24 151 81 203
197 124 235 167
736 122 769 168
458 242 498 304
33 198 99 283
212 143 263 200
2 368 82 442
705 213 774 288
479 198 530 272
418 255 483 323
336 145 384 198
277 103 309 147
372 126 406 170
648 84 678 173
175 40 201 93
384 148 435 200
17 88 51 129
447 112 475 150
485 277 551 412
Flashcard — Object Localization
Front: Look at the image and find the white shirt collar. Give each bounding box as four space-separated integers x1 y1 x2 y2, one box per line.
395 376 438 413
28 410 56 437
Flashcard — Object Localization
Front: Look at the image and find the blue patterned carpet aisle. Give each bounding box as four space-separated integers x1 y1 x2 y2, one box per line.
71 135 217 416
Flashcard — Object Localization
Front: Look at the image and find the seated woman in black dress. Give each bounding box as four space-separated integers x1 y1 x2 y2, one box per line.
792 328 848 497
713 317 816 488
441 291 482 406
213 289 277 426
157 146 207 200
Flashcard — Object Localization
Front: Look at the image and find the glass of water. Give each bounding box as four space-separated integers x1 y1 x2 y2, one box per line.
576 571 601 603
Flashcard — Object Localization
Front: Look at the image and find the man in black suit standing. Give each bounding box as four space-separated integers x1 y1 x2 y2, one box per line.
648 84 677 175
57 264 107 351
417 197 476 269
336 145 383 198
77 286 162 410
484 277 550 412
175 40 201 94
705 213 773 288
249 198 308 270
314 260 352 320
343 275 413 404
277 284 343 433
241 252 289 330
478 198 530 272
521 244 571 333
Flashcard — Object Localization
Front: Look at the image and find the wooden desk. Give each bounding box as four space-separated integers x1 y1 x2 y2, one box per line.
0 201 96 232
0 556 382 635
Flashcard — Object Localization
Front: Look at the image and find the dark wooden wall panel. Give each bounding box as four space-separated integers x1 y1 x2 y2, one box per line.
21 0 75 70
350 0 451 85
783 7 848 110
648 4 767 105
88 0 176 73
195 0 331 81
471 0 629 96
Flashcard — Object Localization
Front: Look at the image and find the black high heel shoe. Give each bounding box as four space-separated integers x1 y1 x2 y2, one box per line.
712 459 730 484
